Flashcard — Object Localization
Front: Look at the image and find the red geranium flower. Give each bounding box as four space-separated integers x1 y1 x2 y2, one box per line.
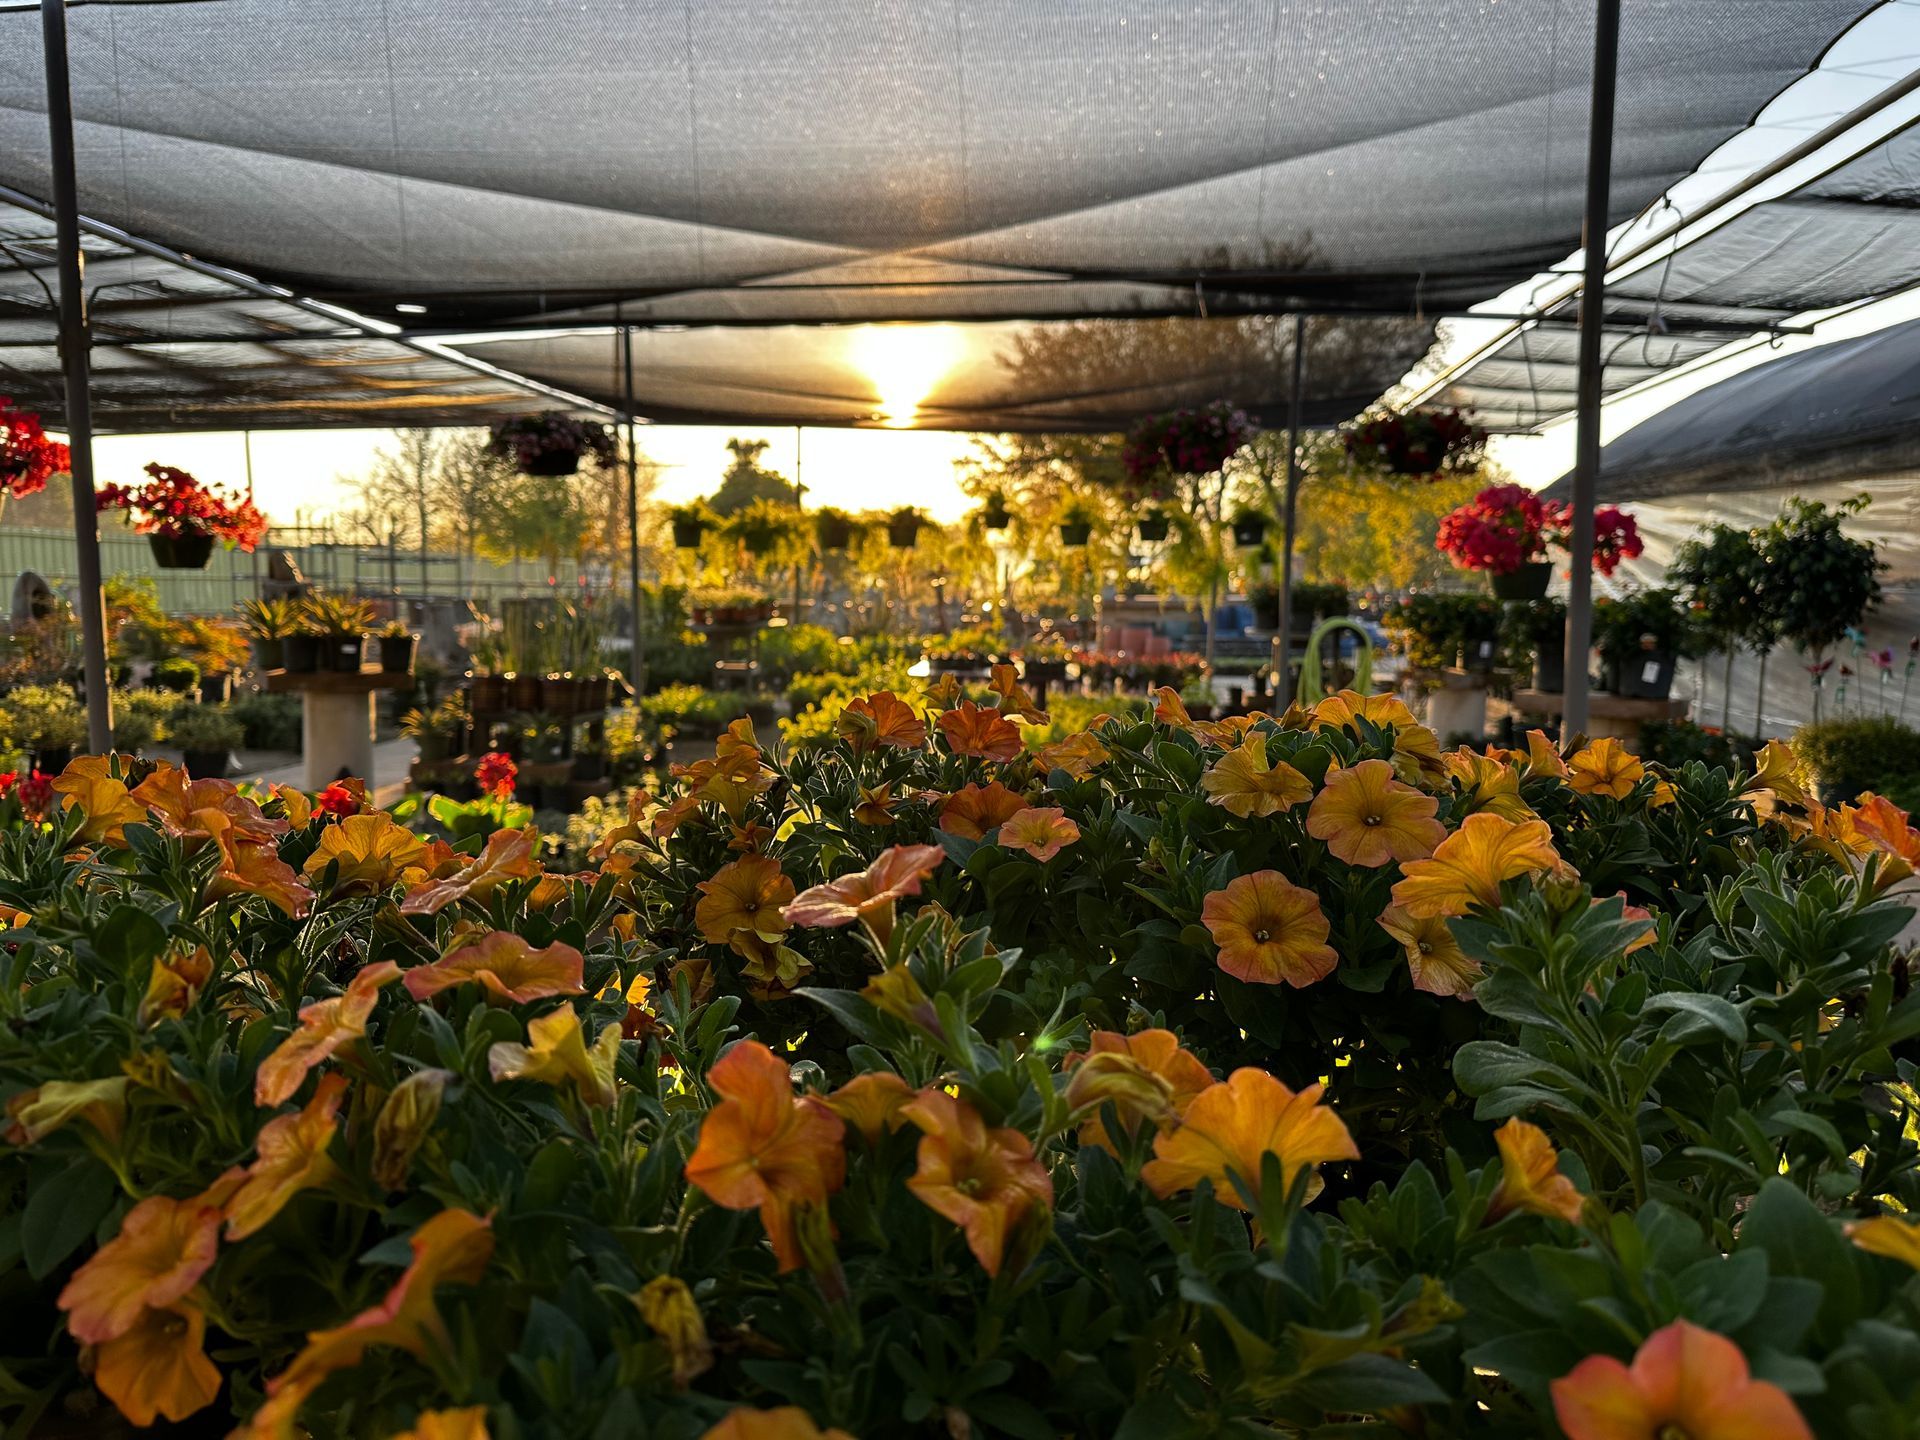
474 752 517 800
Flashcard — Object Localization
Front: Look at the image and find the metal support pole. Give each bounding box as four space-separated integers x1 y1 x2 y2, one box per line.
40 0 112 754
620 318 645 693
1273 313 1308 710
1562 0 1622 739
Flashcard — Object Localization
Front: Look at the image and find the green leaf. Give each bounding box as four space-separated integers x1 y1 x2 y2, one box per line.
94 903 168 975
1452 1042 1584 1098
964 1392 1057 1440
23 1160 117 1279
1644 991 1745 1044
1294 1353 1448 1411
1737 1179 1865 1343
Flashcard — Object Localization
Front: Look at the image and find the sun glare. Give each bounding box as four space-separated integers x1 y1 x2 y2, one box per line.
848 324 966 427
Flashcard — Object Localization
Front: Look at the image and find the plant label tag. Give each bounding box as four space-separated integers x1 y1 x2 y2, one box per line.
1641 660 1661 684
1477 641 1494 659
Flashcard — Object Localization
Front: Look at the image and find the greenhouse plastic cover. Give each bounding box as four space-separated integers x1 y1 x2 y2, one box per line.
0 0 1886 431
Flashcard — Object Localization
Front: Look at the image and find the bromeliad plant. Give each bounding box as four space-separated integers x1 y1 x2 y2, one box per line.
3 697 1919 1435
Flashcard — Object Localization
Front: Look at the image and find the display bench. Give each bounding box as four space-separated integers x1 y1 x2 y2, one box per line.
1510 689 1689 743
263 668 413 788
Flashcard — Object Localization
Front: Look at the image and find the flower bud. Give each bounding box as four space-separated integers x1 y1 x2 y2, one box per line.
636 1275 713 1387
1063 1051 1175 1135
372 1067 451 1190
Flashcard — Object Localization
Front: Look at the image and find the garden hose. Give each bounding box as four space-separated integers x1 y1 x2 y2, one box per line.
1297 617 1374 706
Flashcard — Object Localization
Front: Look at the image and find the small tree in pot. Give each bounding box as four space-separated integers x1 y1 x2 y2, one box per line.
1762 496 1884 727
1592 589 1700 700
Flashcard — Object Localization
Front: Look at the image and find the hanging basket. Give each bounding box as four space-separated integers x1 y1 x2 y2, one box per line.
982 502 1012 532
888 517 922 548
1136 512 1170 543
522 450 581 477
815 514 854 550
1230 516 1268 547
1059 521 1092 547
671 518 708 549
1490 561 1552 601
148 532 215 570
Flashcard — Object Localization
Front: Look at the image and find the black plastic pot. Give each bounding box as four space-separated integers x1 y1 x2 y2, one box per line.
1136 513 1171 543
248 636 284 672
380 633 417 673
198 672 232 705
1532 649 1565 694
181 748 230 781
1231 516 1268 547
148 532 215 569
523 450 580 477
1608 649 1676 700
1022 658 1068 684
671 519 707 549
816 514 854 549
1460 635 1499 673
1492 562 1551 601
508 673 544 711
982 505 1011 532
572 752 607 783
887 516 922 548
469 672 508 712
282 633 323 673
1059 521 1092 547
325 633 367 673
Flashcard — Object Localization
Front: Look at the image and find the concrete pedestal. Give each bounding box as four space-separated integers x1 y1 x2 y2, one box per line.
1510 690 1689 744
302 690 376 788
1423 670 1490 742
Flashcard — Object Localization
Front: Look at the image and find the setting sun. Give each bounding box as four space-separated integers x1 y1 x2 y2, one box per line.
847 324 967 427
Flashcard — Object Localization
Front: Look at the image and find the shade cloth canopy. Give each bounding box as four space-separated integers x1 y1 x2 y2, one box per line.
0 0 1883 431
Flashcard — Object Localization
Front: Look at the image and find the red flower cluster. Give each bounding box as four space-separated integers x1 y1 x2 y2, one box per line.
1436 485 1643 577
1 398 71 501
486 412 617 471
314 783 360 819
95 463 269 550
15 770 52 821
1344 407 1486 477
474 752 518 800
1120 402 1257 487
0 771 16 801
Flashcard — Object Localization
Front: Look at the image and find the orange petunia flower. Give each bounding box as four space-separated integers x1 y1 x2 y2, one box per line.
937 781 1028 840
1521 729 1571 779
824 1070 915 1145
988 663 1048 722
699 1408 856 1440
783 844 945 946
860 964 940 1031
1486 1117 1585 1224
4 1075 129 1146
57 1185 228 1343
1442 749 1536 821
93 1300 222 1427
1063 1030 1213 1151
683 1041 847 1272
52 756 146 847
937 701 1025 762
921 672 964 710
1742 738 1815 813
1309 689 1417 733
1200 732 1313 819
836 690 926 752
694 855 795 946
488 1006 621 1107
1847 792 1920 886
589 788 657 860
1142 1067 1359 1211
301 812 430 894
1551 1319 1812 1440
1847 1214 1920 1271
1032 728 1111 779
139 945 215 1028
997 806 1080 861
254 961 403 1108
1390 814 1563 920
389 1408 492 1440
1152 686 1193 729
1568 737 1645 800
1377 904 1482 998
403 931 586 1006
900 1088 1053 1277
1201 871 1337 987
226 1072 349 1240
853 782 898 827
197 816 315 919
400 827 542 915
1306 760 1445 867
132 764 289 849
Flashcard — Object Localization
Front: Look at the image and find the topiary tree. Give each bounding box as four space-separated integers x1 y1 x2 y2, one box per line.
1758 495 1884 727
1669 521 1775 734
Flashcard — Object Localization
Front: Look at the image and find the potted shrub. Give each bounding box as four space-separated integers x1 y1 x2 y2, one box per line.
1764 496 1885 668
887 507 925 548
1593 589 1692 699
282 612 324 674
814 506 857 550
728 499 801 560
1507 597 1569 693
1058 499 1097 548
1229 506 1269 548
379 620 418 674
0 684 86 774
239 597 296 671
149 657 200 695
95 462 268 569
0 397 69 524
400 694 468 765
486 412 616 477
1136 507 1171 543
168 702 244 780
110 686 182 755
1457 596 1502 674
1436 484 1642 599
302 593 378 674
1342 406 1487 477
1793 716 1920 805
1178 672 1217 722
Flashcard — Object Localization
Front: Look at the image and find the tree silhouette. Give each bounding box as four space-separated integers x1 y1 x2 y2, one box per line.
707 438 797 515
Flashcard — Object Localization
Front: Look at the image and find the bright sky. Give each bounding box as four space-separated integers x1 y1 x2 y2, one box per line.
76 2 1920 522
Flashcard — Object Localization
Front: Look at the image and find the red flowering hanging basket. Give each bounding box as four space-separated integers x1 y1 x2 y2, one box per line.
1120 401 1258 488
1435 484 1643 590
95 463 269 571
1343 407 1487 478
0 398 71 521
487 412 617 477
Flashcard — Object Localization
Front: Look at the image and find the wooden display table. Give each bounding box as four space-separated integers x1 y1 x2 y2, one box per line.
1510 689 1689 743
263 668 413 789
